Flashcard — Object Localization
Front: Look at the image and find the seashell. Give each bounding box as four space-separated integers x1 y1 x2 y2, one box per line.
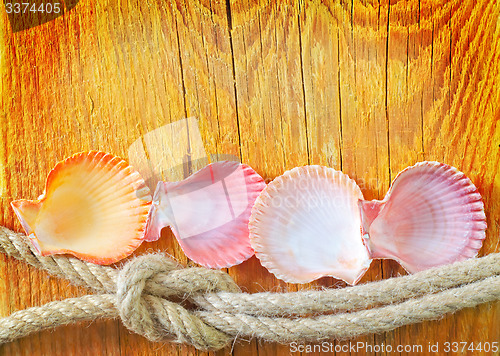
249 166 372 285
145 160 266 269
359 161 487 273
11 151 152 264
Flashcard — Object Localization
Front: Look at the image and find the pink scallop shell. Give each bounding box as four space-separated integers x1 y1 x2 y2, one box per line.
144 161 266 269
249 166 372 285
359 161 487 273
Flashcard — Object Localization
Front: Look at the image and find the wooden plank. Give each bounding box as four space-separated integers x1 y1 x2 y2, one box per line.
382 0 426 351
0 0 498 354
421 0 500 348
340 1 391 353
227 0 308 354
299 0 342 168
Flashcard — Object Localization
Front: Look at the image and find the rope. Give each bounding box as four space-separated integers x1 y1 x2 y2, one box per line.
0 227 498 350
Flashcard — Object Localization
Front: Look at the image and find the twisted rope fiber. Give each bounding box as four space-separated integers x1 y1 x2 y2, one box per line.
0 227 498 350
2 227 499 315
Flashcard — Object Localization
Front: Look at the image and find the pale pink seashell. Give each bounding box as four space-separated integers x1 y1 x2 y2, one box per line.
145 161 266 269
249 166 371 285
359 161 487 273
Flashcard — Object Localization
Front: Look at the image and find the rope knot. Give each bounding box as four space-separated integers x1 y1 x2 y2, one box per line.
116 253 236 350
1 228 500 351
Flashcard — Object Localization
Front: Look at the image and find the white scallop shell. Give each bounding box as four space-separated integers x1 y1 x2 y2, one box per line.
360 161 487 273
249 166 371 285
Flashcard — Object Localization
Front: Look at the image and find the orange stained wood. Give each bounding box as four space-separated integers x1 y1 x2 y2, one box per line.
0 0 499 355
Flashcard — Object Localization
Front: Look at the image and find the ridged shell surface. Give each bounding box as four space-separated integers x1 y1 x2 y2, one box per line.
249 166 371 285
361 161 487 273
145 161 266 269
11 151 152 264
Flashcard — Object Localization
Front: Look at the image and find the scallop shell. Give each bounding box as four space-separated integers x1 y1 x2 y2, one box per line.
11 151 152 264
249 166 372 285
359 161 487 273
145 160 266 269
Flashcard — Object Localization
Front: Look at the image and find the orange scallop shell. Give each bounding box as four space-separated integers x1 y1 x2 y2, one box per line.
11 151 152 264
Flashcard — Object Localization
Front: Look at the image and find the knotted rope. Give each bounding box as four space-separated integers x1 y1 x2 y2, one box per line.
0 226 498 350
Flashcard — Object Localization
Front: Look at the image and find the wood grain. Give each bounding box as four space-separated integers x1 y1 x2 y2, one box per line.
0 0 499 355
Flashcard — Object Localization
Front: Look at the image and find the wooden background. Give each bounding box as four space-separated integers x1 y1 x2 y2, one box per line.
1 0 499 354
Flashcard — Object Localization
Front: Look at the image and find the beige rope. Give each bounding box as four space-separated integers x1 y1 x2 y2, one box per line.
194 252 500 316
0 227 117 293
198 275 500 342
0 226 498 350
0 295 118 345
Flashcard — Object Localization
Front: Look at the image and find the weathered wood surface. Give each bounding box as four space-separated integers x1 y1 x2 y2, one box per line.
0 0 499 354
